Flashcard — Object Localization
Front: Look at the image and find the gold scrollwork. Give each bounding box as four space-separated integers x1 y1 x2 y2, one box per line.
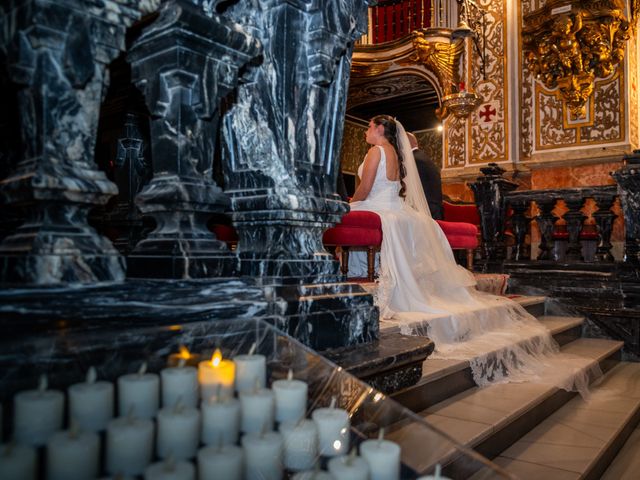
523 0 630 119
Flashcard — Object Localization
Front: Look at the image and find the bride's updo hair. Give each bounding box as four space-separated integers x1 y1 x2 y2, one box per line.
371 115 407 198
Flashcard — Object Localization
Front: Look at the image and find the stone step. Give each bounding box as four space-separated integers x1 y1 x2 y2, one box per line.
385 337 624 477
484 361 640 480
392 314 585 412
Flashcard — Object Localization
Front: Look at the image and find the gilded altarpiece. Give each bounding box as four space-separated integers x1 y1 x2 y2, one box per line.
340 121 368 174
519 0 632 157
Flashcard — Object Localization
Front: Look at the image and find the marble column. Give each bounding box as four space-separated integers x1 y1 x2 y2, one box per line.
0 0 153 285
219 1 379 348
126 0 261 279
534 197 559 261
612 150 640 264
592 192 617 263
563 195 587 262
469 163 517 271
507 198 530 261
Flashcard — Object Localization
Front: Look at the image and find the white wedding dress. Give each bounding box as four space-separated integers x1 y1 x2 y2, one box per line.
348 143 597 395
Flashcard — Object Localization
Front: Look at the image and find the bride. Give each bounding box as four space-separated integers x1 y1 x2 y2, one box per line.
347 115 595 394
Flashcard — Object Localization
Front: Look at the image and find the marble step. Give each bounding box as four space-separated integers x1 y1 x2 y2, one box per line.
385 337 624 477
485 361 640 480
392 315 585 412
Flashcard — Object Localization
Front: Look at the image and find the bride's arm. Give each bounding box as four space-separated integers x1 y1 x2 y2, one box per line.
350 147 381 202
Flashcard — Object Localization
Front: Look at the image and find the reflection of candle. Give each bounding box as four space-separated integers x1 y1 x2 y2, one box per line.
156 403 200 460
327 453 369 480
416 464 452 480
360 431 400 480
311 399 350 457
197 444 243 480
279 419 318 471
273 370 308 423
201 395 240 446
198 349 235 400
241 431 283 480
68 367 114 432
144 459 195 480
117 363 159 419
46 429 100 480
239 388 275 434
106 416 154 475
160 361 198 408
167 345 201 368
234 344 266 393
13 375 64 446
0 443 36 480
291 471 335 480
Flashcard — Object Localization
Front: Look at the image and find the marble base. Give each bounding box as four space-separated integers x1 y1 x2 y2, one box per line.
324 332 434 394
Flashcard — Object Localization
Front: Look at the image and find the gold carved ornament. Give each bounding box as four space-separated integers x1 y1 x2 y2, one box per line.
411 32 481 119
522 0 631 120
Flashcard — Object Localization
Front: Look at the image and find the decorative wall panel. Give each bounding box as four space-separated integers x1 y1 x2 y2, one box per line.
340 122 369 174
630 28 639 150
416 129 443 169
469 0 509 165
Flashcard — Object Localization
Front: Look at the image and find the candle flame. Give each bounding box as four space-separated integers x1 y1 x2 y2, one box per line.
178 345 191 359
211 348 222 367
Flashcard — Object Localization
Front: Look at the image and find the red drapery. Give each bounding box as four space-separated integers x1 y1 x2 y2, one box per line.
371 0 432 44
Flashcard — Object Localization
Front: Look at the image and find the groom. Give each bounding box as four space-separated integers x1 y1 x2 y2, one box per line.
407 132 443 220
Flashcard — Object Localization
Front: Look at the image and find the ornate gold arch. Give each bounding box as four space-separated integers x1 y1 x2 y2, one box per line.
351 28 481 119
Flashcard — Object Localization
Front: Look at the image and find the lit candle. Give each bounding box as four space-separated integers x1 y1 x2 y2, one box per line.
327 451 369 480
311 398 350 457
201 392 240 446
156 402 200 460
359 430 400 480
46 428 100 480
198 349 235 400
241 431 283 480
106 415 154 476
197 444 243 480
68 366 114 432
161 360 198 408
234 343 266 394
291 471 335 480
13 375 64 446
279 419 318 471
273 369 308 423
0 443 36 480
117 362 159 419
239 386 275 434
144 458 195 480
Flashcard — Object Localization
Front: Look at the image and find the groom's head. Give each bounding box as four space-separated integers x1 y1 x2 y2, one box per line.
406 132 418 149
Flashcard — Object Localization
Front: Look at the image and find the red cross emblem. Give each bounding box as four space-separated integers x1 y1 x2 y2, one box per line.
479 104 497 122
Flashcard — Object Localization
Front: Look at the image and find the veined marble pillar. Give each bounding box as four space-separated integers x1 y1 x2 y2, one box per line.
612 150 640 264
220 1 379 349
126 0 261 279
0 0 150 285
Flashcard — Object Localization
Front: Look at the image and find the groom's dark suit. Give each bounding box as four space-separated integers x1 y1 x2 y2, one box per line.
413 147 443 220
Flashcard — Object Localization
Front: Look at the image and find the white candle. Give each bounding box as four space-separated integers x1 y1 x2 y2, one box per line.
201 395 240 446
13 375 64 446
240 387 275 434
0 443 36 480
156 403 200 460
241 431 283 480
311 400 350 457
46 429 100 480
327 454 369 480
198 349 235 400
360 434 401 480
279 419 318 471
144 459 195 480
273 370 308 423
161 362 198 408
234 345 266 393
106 415 154 475
198 444 243 480
291 471 335 480
117 363 159 419
68 367 114 432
